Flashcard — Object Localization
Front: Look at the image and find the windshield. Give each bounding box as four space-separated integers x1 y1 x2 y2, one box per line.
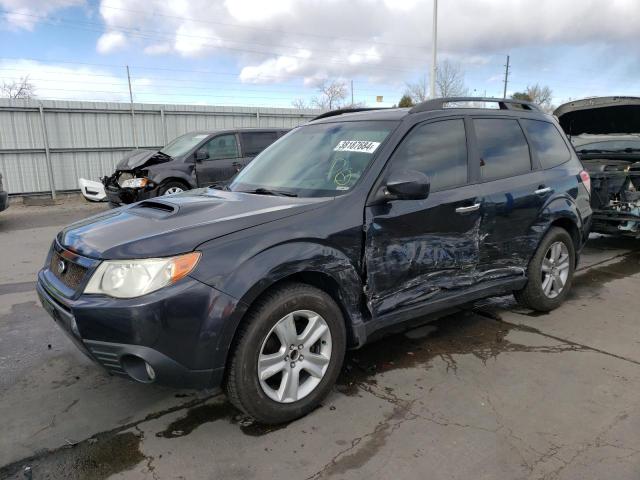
160 133 210 157
229 121 397 197
576 139 640 153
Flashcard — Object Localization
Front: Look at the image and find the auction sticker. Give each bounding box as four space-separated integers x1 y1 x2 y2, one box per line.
333 140 380 154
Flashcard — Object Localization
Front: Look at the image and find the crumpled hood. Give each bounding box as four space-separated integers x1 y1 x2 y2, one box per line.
58 189 328 259
115 149 160 170
554 96 640 136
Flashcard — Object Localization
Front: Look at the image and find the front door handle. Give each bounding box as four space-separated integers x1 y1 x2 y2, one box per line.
455 203 481 214
534 187 552 195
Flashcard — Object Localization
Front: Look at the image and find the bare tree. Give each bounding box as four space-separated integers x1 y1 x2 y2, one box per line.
1 76 36 99
525 83 554 112
404 60 468 103
404 76 428 104
311 80 348 110
291 98 308 109
435 60 468 97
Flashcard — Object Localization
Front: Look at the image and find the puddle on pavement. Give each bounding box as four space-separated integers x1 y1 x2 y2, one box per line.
570 250 640 296
336 310 583 395
0 431 145 480
155 401 288 439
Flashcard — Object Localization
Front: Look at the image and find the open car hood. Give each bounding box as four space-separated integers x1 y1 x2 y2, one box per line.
554 96 640 136
115 149 161 170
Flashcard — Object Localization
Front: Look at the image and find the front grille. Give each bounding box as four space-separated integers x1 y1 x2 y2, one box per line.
49 250 88 291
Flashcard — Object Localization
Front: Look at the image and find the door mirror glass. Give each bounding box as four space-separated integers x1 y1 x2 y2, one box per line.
195 149 209 161
385 170 430 200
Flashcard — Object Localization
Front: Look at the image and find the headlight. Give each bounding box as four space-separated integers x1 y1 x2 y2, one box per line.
84 252 201 298
121 177 149 189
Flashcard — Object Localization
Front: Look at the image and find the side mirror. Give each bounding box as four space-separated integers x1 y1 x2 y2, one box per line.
384 170 430 200
195 149 209 162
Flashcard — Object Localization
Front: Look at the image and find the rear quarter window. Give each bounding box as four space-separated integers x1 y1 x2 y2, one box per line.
241 132 279 156
521 119 571 169
474 118 532 181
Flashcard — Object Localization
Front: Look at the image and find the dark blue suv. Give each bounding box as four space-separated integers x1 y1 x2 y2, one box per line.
37 98 592 424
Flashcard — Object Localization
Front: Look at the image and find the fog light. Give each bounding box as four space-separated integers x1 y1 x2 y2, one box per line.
145 361 156 381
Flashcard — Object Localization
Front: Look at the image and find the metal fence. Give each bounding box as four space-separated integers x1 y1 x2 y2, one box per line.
0 99 321 195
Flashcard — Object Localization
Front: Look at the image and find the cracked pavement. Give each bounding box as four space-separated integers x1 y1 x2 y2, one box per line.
1 200 640 479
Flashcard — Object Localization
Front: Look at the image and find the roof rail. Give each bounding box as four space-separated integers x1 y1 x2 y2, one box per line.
311 107 389 121
409 97 540 114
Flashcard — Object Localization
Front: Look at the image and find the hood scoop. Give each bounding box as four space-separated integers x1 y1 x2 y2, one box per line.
129 200 178 218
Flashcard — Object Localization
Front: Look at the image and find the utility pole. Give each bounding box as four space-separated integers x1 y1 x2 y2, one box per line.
502 55 510 99
430 0 438 99
351 79 354 106
126 65 138 149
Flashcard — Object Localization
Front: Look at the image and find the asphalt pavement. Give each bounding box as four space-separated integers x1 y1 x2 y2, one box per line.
1 199 639 479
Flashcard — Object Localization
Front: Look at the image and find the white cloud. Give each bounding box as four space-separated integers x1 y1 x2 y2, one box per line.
0 0 84 30
96 31 127 54
92 0 640 85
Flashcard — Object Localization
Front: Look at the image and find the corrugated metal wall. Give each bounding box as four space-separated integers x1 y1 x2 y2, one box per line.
0 99 320 194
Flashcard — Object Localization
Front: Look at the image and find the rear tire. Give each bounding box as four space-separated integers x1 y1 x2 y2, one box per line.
514 227 576 312
225 283 346 424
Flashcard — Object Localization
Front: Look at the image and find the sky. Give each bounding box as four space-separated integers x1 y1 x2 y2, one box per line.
0 0 639 108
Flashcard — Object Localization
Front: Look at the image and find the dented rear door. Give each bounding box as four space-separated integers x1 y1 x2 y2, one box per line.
364 117 482 317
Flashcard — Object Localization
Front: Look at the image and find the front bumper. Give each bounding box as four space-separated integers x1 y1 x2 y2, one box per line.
37 270 237 389
104 184 161 207
0 191 8 212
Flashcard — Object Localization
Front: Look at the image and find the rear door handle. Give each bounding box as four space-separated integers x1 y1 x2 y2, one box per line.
455 203 481 214
534 187 552 195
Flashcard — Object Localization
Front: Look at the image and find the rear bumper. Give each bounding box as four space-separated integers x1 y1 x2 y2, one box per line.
37 270 235 389
591 210 640 236
0 191 8 212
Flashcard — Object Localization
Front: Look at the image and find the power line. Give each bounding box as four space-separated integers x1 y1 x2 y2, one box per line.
0 10 426 73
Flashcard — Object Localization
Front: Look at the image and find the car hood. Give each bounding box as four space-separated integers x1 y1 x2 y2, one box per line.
115 149 162 170
554 96 640 136
58 189 329 259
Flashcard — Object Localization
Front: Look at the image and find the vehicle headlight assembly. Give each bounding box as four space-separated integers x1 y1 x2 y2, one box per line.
84 252 201 298
121 177 149 189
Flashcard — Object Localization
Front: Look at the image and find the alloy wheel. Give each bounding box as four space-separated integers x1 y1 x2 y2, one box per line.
541 241 570 299
164 186 184 195
258 310 332 403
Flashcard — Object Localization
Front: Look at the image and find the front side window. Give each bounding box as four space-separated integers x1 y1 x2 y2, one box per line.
229 121 397 197
474 118 531 181
388 119 468 192
204 134 239 160
521 119 570 168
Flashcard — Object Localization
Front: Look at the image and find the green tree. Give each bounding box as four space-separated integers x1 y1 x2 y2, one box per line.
398 94 414 107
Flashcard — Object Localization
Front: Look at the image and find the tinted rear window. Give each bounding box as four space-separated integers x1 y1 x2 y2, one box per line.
241 132 279 156
474 118 531 181
521 119 571 168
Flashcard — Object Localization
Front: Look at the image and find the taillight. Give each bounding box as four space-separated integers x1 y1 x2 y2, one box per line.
579 170 591 194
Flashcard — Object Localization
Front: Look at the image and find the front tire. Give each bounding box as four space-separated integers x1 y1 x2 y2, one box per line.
159 181 189 196
514 227 576 312
225 283 346 424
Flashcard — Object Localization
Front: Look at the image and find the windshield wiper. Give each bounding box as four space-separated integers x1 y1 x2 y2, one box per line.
240 187 298 197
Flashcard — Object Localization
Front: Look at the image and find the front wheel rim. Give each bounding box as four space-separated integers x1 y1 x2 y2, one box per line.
541 241 570 299
164 186 183 195
258 310 332 403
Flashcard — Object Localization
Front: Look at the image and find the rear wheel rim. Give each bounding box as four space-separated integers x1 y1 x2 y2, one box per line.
164 186 183 195
258 310 332 403
541 241 570 299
